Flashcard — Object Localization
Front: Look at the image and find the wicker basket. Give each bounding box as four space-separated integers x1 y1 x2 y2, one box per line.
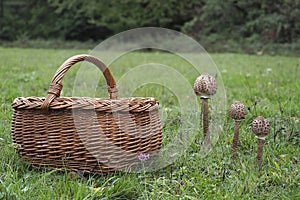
11 54 162 173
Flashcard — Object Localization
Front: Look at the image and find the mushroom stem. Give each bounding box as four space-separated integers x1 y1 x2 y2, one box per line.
231 120 240 159
201 97 210 145
257 138 264 167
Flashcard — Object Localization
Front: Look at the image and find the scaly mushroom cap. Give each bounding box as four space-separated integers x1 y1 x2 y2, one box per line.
252 116 270 137
194 73 217 97
230 101 247 121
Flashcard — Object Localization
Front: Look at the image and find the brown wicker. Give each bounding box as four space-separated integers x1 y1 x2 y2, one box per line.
11 54 162 173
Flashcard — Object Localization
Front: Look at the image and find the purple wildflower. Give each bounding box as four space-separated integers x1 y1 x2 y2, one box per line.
138 153 150 162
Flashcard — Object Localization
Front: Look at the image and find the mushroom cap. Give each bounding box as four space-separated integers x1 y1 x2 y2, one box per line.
230 101 247 120
252 116 270 137
194 73 217 97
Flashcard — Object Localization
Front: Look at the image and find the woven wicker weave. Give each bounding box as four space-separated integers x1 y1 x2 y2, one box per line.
11 54 162 173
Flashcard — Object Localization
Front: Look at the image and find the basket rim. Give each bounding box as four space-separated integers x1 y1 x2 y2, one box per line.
12 96 160 112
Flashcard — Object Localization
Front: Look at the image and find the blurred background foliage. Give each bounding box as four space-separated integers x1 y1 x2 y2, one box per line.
0 0 299 53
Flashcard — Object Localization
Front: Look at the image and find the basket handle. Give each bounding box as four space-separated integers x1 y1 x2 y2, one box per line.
41 54 118 110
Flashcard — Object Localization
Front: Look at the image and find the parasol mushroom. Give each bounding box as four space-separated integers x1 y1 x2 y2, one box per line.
194 73 217 145
252 116 270 167
230 101 247 159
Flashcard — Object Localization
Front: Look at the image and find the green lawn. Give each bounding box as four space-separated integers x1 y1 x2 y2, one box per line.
0 47 299 199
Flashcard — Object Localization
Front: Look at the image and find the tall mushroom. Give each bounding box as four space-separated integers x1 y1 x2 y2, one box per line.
194 73 217 145
230 101 247 159
252 116 270 167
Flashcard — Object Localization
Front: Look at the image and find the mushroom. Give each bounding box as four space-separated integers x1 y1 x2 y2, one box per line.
230 101 247 159
252 116 270 167
194 73 217 145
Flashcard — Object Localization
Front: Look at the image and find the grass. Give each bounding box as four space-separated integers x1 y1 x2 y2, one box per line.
0 47 299 199
2 38 300 56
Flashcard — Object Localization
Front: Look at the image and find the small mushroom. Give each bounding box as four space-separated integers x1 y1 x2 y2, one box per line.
194 73 217 145
230 101 247 159
252 116 270 167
